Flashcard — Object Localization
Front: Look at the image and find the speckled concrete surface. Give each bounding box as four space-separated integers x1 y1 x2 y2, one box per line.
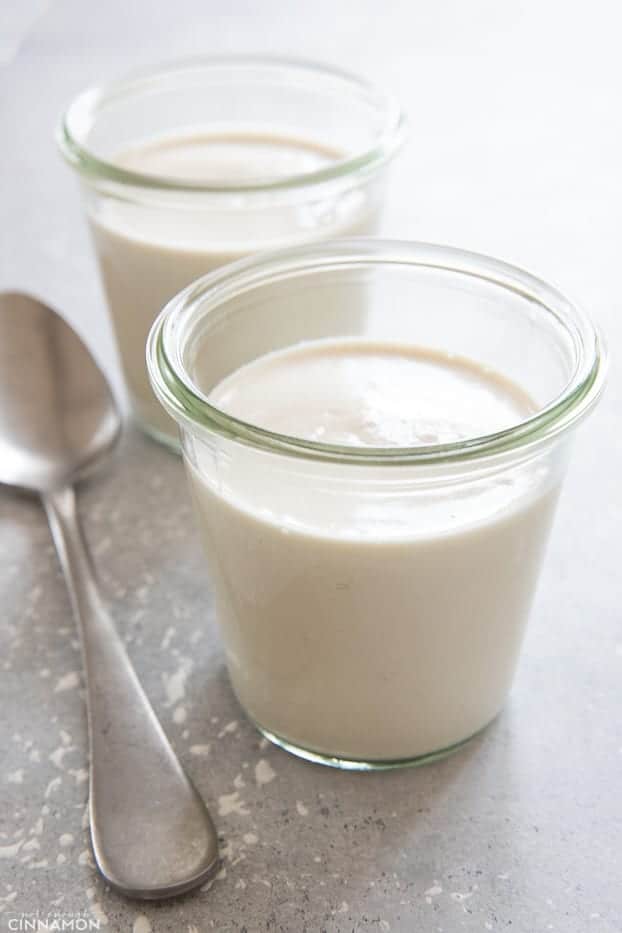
1 2 621 932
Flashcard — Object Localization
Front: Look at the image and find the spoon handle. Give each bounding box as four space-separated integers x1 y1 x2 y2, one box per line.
42 484 219 899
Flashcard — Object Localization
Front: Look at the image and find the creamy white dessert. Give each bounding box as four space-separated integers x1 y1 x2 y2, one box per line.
185 338 561 762
89 133 379 440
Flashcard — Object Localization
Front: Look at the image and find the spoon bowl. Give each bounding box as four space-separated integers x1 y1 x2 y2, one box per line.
0 292 120 491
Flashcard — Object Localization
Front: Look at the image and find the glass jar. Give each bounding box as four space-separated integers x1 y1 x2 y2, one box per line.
147 239 606 770
58 56 406 448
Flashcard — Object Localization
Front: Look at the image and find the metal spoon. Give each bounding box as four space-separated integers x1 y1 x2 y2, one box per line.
0 292 219 899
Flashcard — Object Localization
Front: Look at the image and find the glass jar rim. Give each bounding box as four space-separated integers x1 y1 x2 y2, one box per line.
57 54 407 195
147 239 607 466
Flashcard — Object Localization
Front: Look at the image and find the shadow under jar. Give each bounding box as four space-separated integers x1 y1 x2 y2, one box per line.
147 240 606 770
58 56 405 448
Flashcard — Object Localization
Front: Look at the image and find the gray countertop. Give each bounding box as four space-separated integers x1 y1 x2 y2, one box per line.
1 2 621 931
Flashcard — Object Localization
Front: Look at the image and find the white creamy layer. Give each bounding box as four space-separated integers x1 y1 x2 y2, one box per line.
208 338 536 447
117 131 338 185
186 338 561 761
89 132 377 439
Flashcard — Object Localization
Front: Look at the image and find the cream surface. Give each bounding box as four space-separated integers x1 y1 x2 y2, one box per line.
186 339 561 762
117 131 339 184
89 132 378 440
209 339 536 447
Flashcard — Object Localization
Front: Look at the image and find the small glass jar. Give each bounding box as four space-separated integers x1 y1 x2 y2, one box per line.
147 239 606 770
58 56 406 448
